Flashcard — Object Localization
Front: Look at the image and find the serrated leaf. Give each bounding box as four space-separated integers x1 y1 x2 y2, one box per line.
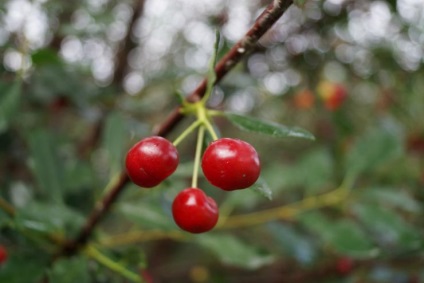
225 112 315 140
298 212 378 258
28 129 64 203
0 82 21 133
352 203 422 250
250 178 272 200
196 234 275 269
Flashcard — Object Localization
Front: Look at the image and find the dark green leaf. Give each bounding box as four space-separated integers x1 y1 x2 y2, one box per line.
0 82 21 133
196 234 275 269
298 212 378 258
48 257 90 283
118 202 174 230
225 113 315 140
28 130 64 203
352 203 422 250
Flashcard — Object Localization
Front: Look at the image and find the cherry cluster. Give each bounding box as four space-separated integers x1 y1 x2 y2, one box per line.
125 136 260 233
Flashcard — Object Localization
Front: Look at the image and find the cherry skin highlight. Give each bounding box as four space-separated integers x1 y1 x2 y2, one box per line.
172 188 219 233
125 136 179 188
201 138 260 191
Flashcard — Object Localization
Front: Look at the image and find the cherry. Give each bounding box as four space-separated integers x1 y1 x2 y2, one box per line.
336 257 354 275
0 245 7 264
201 138 260 190
172 188 219 233
324 84 347 111
125 136 179 188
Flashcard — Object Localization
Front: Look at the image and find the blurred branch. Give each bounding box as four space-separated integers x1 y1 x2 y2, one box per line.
58 0 294 257
154 0 294 137
96 186 350 248
113 0 146 87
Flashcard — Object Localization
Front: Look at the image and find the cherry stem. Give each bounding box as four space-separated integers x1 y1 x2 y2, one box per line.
192 125 205 189
172 119 202 147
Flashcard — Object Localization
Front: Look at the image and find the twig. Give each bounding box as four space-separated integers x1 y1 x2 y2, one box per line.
59 0 294 257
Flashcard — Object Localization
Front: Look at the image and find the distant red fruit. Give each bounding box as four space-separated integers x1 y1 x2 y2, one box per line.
317 81 347 111
336 257 353 275
293 89 315 110
0 245 8 264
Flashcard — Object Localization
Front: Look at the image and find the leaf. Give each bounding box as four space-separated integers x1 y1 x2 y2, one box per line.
28 129 64 203
267 222 318 265
0 81 21 133
359 188 421 213
298 212 378 258
352 203 422 251
118 202 174 230
204 30 220 98
0 249 50 283
102 111 127 175
250 177 272 200
48 257 90 283
224 112 315 140
345 123 403 176
196 234 275 269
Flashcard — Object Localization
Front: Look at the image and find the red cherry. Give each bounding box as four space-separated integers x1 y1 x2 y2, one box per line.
336 257 354 275
0 245 8 264
172 188 219 233
125 136 179 188
325 84 347 111
201 138 260 191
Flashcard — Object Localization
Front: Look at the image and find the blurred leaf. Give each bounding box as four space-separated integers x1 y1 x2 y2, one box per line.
352 203 422 251
225 112 315 140
359 188 421 213
250 177 272 200
118 202 174 230
0 249 49 283
345 123 403 176
102 111 127 175
298 212 378 258
31 48 62 66
15 202 85 235
28 129 65 203
197 234 275 269
0 81 21 133
48 257 90 283
267 222 317 265
204 30 220 100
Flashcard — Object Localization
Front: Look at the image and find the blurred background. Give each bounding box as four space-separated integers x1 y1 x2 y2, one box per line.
0 0 424 282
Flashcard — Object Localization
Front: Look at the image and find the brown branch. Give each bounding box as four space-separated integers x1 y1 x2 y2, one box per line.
113 0 146 86
58 0 294 257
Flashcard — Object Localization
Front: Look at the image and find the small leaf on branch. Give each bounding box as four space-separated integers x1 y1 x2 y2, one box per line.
224 112 315 140
203 30 220 102
250 178 273 200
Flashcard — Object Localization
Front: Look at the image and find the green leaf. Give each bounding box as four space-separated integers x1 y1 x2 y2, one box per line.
204 30 220 101
224 112 315 140
352 203 422 251
102 111 127 175
196 234 275 269
359 188 421 213
0 249 50 283
298 212 378 258
28 129 64 203
345 123 403 176
0 81 21 133
48 257 90 283
118 202 174 230
250 177 272 200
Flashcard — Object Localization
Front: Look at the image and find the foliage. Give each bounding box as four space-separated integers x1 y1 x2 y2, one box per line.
1 0 424 282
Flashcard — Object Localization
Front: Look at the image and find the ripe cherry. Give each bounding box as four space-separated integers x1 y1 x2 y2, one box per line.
125 136 179 188
336 257 354 275
325 84 347 111
201 138 260 191
172 188 219 233
0 245 7 264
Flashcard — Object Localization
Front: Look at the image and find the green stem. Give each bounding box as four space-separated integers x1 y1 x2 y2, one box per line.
172 119 202 147
192 126 205 188
203 119 219 141
84 245 143 283
0 197 15 217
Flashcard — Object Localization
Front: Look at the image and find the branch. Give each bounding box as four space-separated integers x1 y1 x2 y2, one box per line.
59 0 294 257
154 0 294 137
113 0 146 86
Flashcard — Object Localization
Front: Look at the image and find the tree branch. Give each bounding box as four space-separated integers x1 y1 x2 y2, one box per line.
58 0 294 257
